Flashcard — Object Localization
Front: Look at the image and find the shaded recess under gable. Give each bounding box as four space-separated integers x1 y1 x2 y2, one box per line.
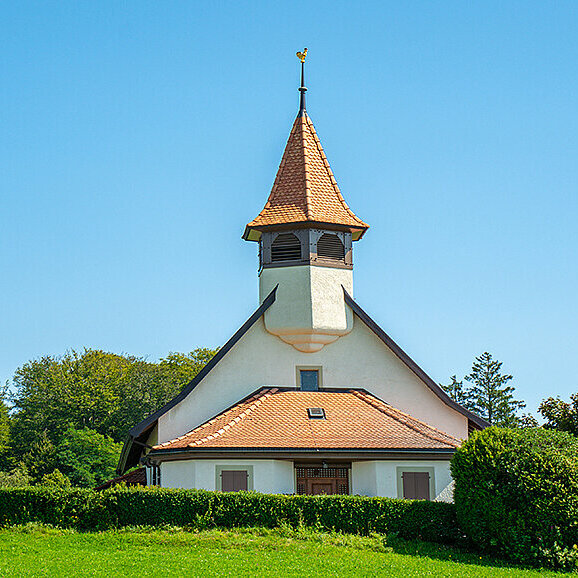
117 288 487 474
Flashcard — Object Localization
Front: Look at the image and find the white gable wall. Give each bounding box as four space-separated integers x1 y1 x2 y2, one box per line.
156 310 468 445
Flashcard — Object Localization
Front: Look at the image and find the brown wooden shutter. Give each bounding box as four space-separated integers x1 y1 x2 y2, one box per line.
402 472 430 500
221 470 248 492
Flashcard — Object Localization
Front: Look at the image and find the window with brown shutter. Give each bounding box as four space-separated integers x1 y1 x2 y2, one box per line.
401 471 430 500
221 470 249 492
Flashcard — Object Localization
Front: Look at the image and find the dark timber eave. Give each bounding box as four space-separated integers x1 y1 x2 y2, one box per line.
116 286 278 474
342 288 489 430
149 447 457 461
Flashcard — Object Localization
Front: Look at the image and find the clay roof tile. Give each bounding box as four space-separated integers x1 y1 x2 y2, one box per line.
245 114 369 238
152 389 461 452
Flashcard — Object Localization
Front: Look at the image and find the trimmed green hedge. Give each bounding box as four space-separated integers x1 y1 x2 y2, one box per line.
0 486 458 543
451 427 578 570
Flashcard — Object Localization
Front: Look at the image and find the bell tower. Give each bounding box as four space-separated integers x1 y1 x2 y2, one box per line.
243 50 368 352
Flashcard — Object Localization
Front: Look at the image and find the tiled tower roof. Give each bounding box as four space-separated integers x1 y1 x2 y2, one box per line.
243 112 369 241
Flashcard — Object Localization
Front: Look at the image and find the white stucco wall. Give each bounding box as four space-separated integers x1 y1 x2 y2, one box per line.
161 459 294 493
259 265 354 352
352 460 453 500
155 307 468 446
160 458 452 500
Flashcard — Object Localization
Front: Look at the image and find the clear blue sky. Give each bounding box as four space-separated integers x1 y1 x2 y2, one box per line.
1 1 577 416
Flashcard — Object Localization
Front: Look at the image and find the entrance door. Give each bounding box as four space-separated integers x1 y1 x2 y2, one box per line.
296 466 349 495
308 481 336 495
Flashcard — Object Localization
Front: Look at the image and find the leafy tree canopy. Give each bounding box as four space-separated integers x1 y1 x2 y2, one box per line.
539 393 578 435
39 468 72 488
55 427 122 488
0 464 31 487
2 347 217 484
8 347 217 459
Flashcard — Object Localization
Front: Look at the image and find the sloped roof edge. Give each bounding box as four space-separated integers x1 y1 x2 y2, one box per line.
342 288 489 429
149 386 461 452
117 286 278 474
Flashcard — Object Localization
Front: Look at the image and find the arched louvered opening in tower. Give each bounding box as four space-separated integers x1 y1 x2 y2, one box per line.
317 233 345 261
271 233 302 262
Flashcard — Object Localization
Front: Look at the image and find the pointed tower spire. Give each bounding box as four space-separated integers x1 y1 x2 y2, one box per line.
244 51 368 352
297 48 307 116
243 51 368 243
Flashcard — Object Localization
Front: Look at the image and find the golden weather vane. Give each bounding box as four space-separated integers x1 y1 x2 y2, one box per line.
296 48 308 63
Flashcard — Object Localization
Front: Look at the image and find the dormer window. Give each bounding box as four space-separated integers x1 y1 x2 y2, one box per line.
316 233 345 260
271 233 301 262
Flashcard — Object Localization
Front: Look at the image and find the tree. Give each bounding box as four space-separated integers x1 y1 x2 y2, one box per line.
158 348 218 388
441 375 474 408
0 385 11 469
443 352 526 426
54 427 122 488
22 430 56 481
539 393 578 435
40 468 72 488
0 464 31 487
8 347 217 461
465 352 525 426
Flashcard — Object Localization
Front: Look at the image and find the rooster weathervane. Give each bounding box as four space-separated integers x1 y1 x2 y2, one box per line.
296 48 308 63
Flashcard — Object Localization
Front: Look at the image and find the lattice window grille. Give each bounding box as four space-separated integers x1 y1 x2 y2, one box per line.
295 468 348 479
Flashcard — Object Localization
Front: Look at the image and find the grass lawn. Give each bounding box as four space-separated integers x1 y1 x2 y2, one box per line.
0 525 567 577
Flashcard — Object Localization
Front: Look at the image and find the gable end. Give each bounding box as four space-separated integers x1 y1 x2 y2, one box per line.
117 286 278 474
342 288 488 430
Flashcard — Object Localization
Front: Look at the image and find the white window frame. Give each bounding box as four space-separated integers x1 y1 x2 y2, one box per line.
296 366 323 390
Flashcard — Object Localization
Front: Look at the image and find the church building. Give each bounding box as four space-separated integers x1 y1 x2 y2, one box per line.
117 53 487 500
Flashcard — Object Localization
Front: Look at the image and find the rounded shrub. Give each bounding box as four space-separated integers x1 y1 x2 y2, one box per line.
451 427 578 570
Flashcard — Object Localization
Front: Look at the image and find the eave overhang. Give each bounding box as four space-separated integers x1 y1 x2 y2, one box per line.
148 447 457 462
116 286 278 475
243 221 368 243
342 288 489 430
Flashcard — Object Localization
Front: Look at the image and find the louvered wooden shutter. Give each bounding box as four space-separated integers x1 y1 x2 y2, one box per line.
221 470 248 492
271 233 301 262
317 233 345 260
402 472 430 500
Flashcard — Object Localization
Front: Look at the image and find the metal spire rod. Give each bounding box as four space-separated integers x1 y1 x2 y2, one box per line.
296 48 308 116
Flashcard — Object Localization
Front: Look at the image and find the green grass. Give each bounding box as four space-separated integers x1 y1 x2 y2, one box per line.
0 525 569 577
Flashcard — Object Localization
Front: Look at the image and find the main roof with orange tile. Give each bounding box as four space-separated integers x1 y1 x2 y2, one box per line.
151 388 461 454
243 113 369 241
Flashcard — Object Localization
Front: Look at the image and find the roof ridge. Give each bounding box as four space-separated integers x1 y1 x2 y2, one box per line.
342 290 489 430
351 390 461 447
302 115 312 220
155 388 278 449
304 115 368 227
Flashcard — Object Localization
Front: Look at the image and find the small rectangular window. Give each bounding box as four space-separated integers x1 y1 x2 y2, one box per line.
221 470 249 492
402 471 430 500
300 370 319 391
